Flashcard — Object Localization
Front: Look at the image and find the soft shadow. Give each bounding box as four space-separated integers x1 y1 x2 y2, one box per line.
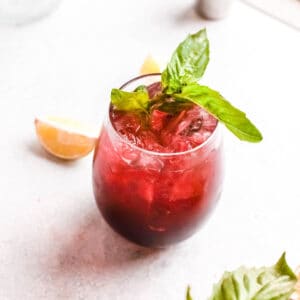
50 209 168 277
27 140 78 167
174 4 210 24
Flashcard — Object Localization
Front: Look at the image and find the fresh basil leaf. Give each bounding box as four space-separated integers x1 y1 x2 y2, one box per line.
175 84 263 142
161 28 209 94
134 85 148 93
111 88 149 112
186 286 193 300
153 100 193 114
208 253 296 300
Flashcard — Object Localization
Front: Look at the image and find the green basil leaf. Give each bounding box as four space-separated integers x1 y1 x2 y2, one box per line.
175 84 263 142
111 88 149 112
154 100 193 114
208 253 297 300
161 28 209 94
134 85 148 93
186 286 193 300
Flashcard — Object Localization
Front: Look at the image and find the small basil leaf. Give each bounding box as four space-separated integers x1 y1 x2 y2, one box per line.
162 28 209 94
175 84 263 142
186 286 193 300
111 88 149 112
134 85 148 93
154 100 193 114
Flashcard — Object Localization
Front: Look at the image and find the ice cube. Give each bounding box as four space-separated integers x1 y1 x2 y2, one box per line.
150 109 169 132
111 111 142 141
119 144 140 165
135 130 163 152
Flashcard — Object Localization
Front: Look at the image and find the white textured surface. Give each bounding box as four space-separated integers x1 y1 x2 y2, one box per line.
0 0 300 299
242 0 300 30
0 0 62 25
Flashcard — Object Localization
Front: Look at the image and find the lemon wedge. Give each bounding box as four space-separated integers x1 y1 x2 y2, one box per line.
35 116 98 160
140 55 161 75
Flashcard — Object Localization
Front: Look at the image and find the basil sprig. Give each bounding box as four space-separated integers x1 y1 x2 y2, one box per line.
187 253 297 300
110 28 263 142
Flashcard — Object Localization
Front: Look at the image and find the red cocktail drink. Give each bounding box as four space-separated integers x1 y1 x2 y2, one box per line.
93 74 224 247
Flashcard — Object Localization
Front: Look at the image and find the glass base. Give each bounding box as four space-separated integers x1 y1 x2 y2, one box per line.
0 0 61 25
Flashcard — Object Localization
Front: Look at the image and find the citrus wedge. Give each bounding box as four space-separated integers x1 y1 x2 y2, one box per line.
140 55 161 75
34 116 99 160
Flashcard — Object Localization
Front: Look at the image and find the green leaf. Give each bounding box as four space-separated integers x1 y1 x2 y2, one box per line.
175 84 263 142
161 28 209 94
208 253 297 300
134 85 148 93
111 88 149 112
186 286 193 300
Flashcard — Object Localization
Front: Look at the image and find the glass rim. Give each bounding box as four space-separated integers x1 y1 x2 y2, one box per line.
107 73 220 157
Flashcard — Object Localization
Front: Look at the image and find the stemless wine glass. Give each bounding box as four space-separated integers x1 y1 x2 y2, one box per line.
0 0 61 25
93 74 224 247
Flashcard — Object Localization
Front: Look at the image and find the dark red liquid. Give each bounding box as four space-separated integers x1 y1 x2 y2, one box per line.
93 79 224 247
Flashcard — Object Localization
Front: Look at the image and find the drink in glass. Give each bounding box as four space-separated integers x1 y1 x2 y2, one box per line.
93 74 224 247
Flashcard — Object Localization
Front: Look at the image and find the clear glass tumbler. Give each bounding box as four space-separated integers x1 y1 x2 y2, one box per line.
93 74 224 247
